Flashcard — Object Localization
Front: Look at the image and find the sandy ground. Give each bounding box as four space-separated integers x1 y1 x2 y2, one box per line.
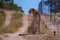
2 15 29 40
1 14 58 40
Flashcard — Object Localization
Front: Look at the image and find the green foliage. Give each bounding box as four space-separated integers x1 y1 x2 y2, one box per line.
0 0 24 12
44 0 60 12
0 1 3 8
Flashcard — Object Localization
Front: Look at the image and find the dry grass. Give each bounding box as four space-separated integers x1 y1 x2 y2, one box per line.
0 10 6 26
0 13 23 34
40 25 49 34
0 36 2 40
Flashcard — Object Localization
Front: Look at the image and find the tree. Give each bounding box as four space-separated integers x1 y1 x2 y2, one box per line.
44 0 57 25
44 0 60 12
0 0 24 12
0 0 4 8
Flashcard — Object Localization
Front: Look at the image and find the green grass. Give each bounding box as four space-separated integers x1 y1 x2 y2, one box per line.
0 12 23 34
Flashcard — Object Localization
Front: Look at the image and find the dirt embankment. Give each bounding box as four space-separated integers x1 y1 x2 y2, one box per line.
1 14 59 40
